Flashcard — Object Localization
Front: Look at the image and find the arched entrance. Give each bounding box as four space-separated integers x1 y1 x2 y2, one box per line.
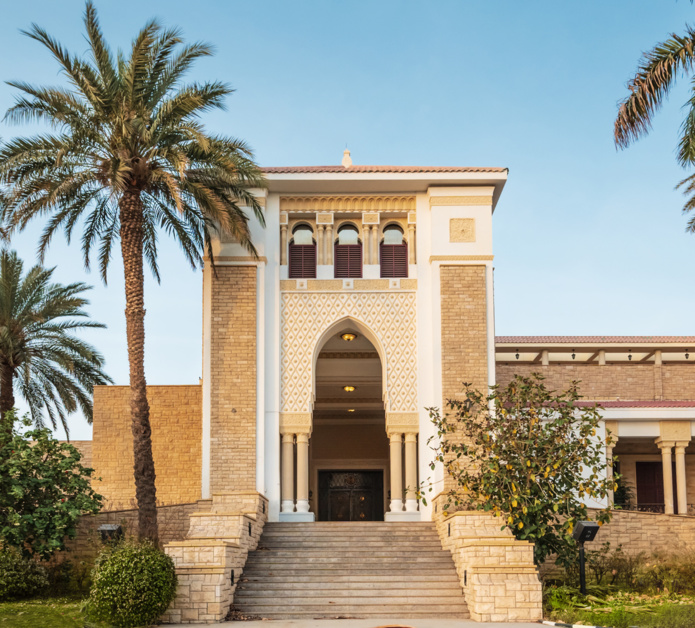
278 314 421 522
310 324 389 520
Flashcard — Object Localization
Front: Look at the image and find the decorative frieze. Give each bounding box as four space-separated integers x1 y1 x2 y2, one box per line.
280 195 416 213
429 196 492 206
280 279 417 291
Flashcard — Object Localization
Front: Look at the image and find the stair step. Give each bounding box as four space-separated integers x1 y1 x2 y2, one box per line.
234 603 469 613
236 589 465 598
235 522 467 619
237 581 461 590
240 574 461 584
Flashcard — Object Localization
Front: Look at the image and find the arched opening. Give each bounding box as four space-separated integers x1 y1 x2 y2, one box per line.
289 224 317 278
309 324 389 520
380 224 408 278
334 224 363 278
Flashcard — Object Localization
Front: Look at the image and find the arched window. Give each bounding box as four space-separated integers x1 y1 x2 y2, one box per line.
289 225 316 278
334 225 362 278
380 225 408 278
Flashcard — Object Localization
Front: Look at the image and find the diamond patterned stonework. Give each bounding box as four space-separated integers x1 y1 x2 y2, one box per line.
281 291 417 416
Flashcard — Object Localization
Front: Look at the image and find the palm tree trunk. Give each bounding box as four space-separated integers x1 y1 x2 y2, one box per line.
0 361 14 444
119 189 158 543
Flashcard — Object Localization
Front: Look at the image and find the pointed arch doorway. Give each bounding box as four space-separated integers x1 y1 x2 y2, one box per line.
310 324 389 521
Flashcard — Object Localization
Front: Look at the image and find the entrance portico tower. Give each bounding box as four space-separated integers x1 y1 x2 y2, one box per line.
201 158 507 523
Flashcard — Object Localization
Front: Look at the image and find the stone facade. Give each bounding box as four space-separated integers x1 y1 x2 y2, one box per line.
440 265 488 399
162 491 268 624
433 495 542 622
209 266 257 494
497 362 695 401
92 385 202 509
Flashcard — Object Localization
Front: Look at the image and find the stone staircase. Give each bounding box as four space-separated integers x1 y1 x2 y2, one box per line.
234 522 469 619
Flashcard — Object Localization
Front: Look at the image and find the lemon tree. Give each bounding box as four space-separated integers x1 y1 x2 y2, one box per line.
427 374 615 566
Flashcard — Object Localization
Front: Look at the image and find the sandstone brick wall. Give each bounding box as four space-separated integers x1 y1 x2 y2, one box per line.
497 362 695 401
440 265 488 400
92 385 202 510
590 509 695 554
209 266 257 493
440 265 489 490
70 441 92 468
66 500 211 561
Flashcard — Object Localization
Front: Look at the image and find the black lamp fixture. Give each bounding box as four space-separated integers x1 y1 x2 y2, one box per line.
572 521 600 594
98 524 123 544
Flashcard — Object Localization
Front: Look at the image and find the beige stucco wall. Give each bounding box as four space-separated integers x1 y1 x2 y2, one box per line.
92 385 202 510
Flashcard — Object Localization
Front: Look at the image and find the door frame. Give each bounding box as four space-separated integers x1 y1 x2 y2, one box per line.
311 459 389 518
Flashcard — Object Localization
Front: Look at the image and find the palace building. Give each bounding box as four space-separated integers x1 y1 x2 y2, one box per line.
80 152 695 623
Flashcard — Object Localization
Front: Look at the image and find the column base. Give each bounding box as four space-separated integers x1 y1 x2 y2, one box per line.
281 500 295 513
385 511 422 522
279 511 315 522
405 499 419 513
296 499 310 513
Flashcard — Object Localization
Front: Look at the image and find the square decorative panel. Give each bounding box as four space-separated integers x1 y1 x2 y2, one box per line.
449 218 476 243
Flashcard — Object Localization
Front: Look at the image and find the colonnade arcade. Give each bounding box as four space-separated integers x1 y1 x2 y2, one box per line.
278 317 420 522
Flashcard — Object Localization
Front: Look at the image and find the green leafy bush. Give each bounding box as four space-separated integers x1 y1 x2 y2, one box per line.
86 542 177 627
0 549 48 601
0 415 103 559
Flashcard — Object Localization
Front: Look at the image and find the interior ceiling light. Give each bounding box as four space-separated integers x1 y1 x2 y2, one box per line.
341 333 357 342
343 385 356 392
347 409 355 413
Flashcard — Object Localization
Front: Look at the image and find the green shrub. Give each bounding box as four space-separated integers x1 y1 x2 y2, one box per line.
635 553 695 594
0 548 48 601
646 605 695 628
86 541 177 628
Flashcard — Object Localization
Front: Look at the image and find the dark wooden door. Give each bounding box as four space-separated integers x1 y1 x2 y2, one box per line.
318 470 384 521
636 461 679 513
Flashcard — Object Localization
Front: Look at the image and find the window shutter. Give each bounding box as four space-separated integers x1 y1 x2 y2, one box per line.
334 244 363 278
380 243 408 278
289 244 316 278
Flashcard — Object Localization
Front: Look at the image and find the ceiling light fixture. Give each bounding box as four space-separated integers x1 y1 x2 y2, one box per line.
341 333 357 342
347 409 355 413
343 385 356 392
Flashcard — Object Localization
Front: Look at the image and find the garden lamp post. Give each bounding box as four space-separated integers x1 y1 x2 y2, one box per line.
572 521 600 595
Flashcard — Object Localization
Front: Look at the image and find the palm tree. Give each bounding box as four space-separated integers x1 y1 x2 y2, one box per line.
0 3 265 542
0 249 111 443
614 25 695 228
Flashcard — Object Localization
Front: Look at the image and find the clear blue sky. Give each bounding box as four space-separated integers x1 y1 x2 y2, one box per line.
1 1 694 439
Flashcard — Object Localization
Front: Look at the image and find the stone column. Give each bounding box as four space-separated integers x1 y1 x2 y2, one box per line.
317 225 325 265
657 439 675 515
389 432 403 512
296 433 310 513
371 226 378 266
281 433 295 513
280 224 288 266
407 224 416 264
404 433 418 512
606 443 615 506
362 224 371 264
326 224 333 265
675 442 688 515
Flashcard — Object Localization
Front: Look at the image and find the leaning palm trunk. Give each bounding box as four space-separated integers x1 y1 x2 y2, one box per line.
120 191 158 541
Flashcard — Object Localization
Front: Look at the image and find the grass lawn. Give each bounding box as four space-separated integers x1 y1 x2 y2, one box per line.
0 595 90 628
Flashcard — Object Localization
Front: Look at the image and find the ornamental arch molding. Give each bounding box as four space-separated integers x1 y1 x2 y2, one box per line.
280 291 418 433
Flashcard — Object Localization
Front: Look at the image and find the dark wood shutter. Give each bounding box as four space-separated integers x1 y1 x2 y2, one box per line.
289 244 316 278
334 244 362 278
380 243 408 278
